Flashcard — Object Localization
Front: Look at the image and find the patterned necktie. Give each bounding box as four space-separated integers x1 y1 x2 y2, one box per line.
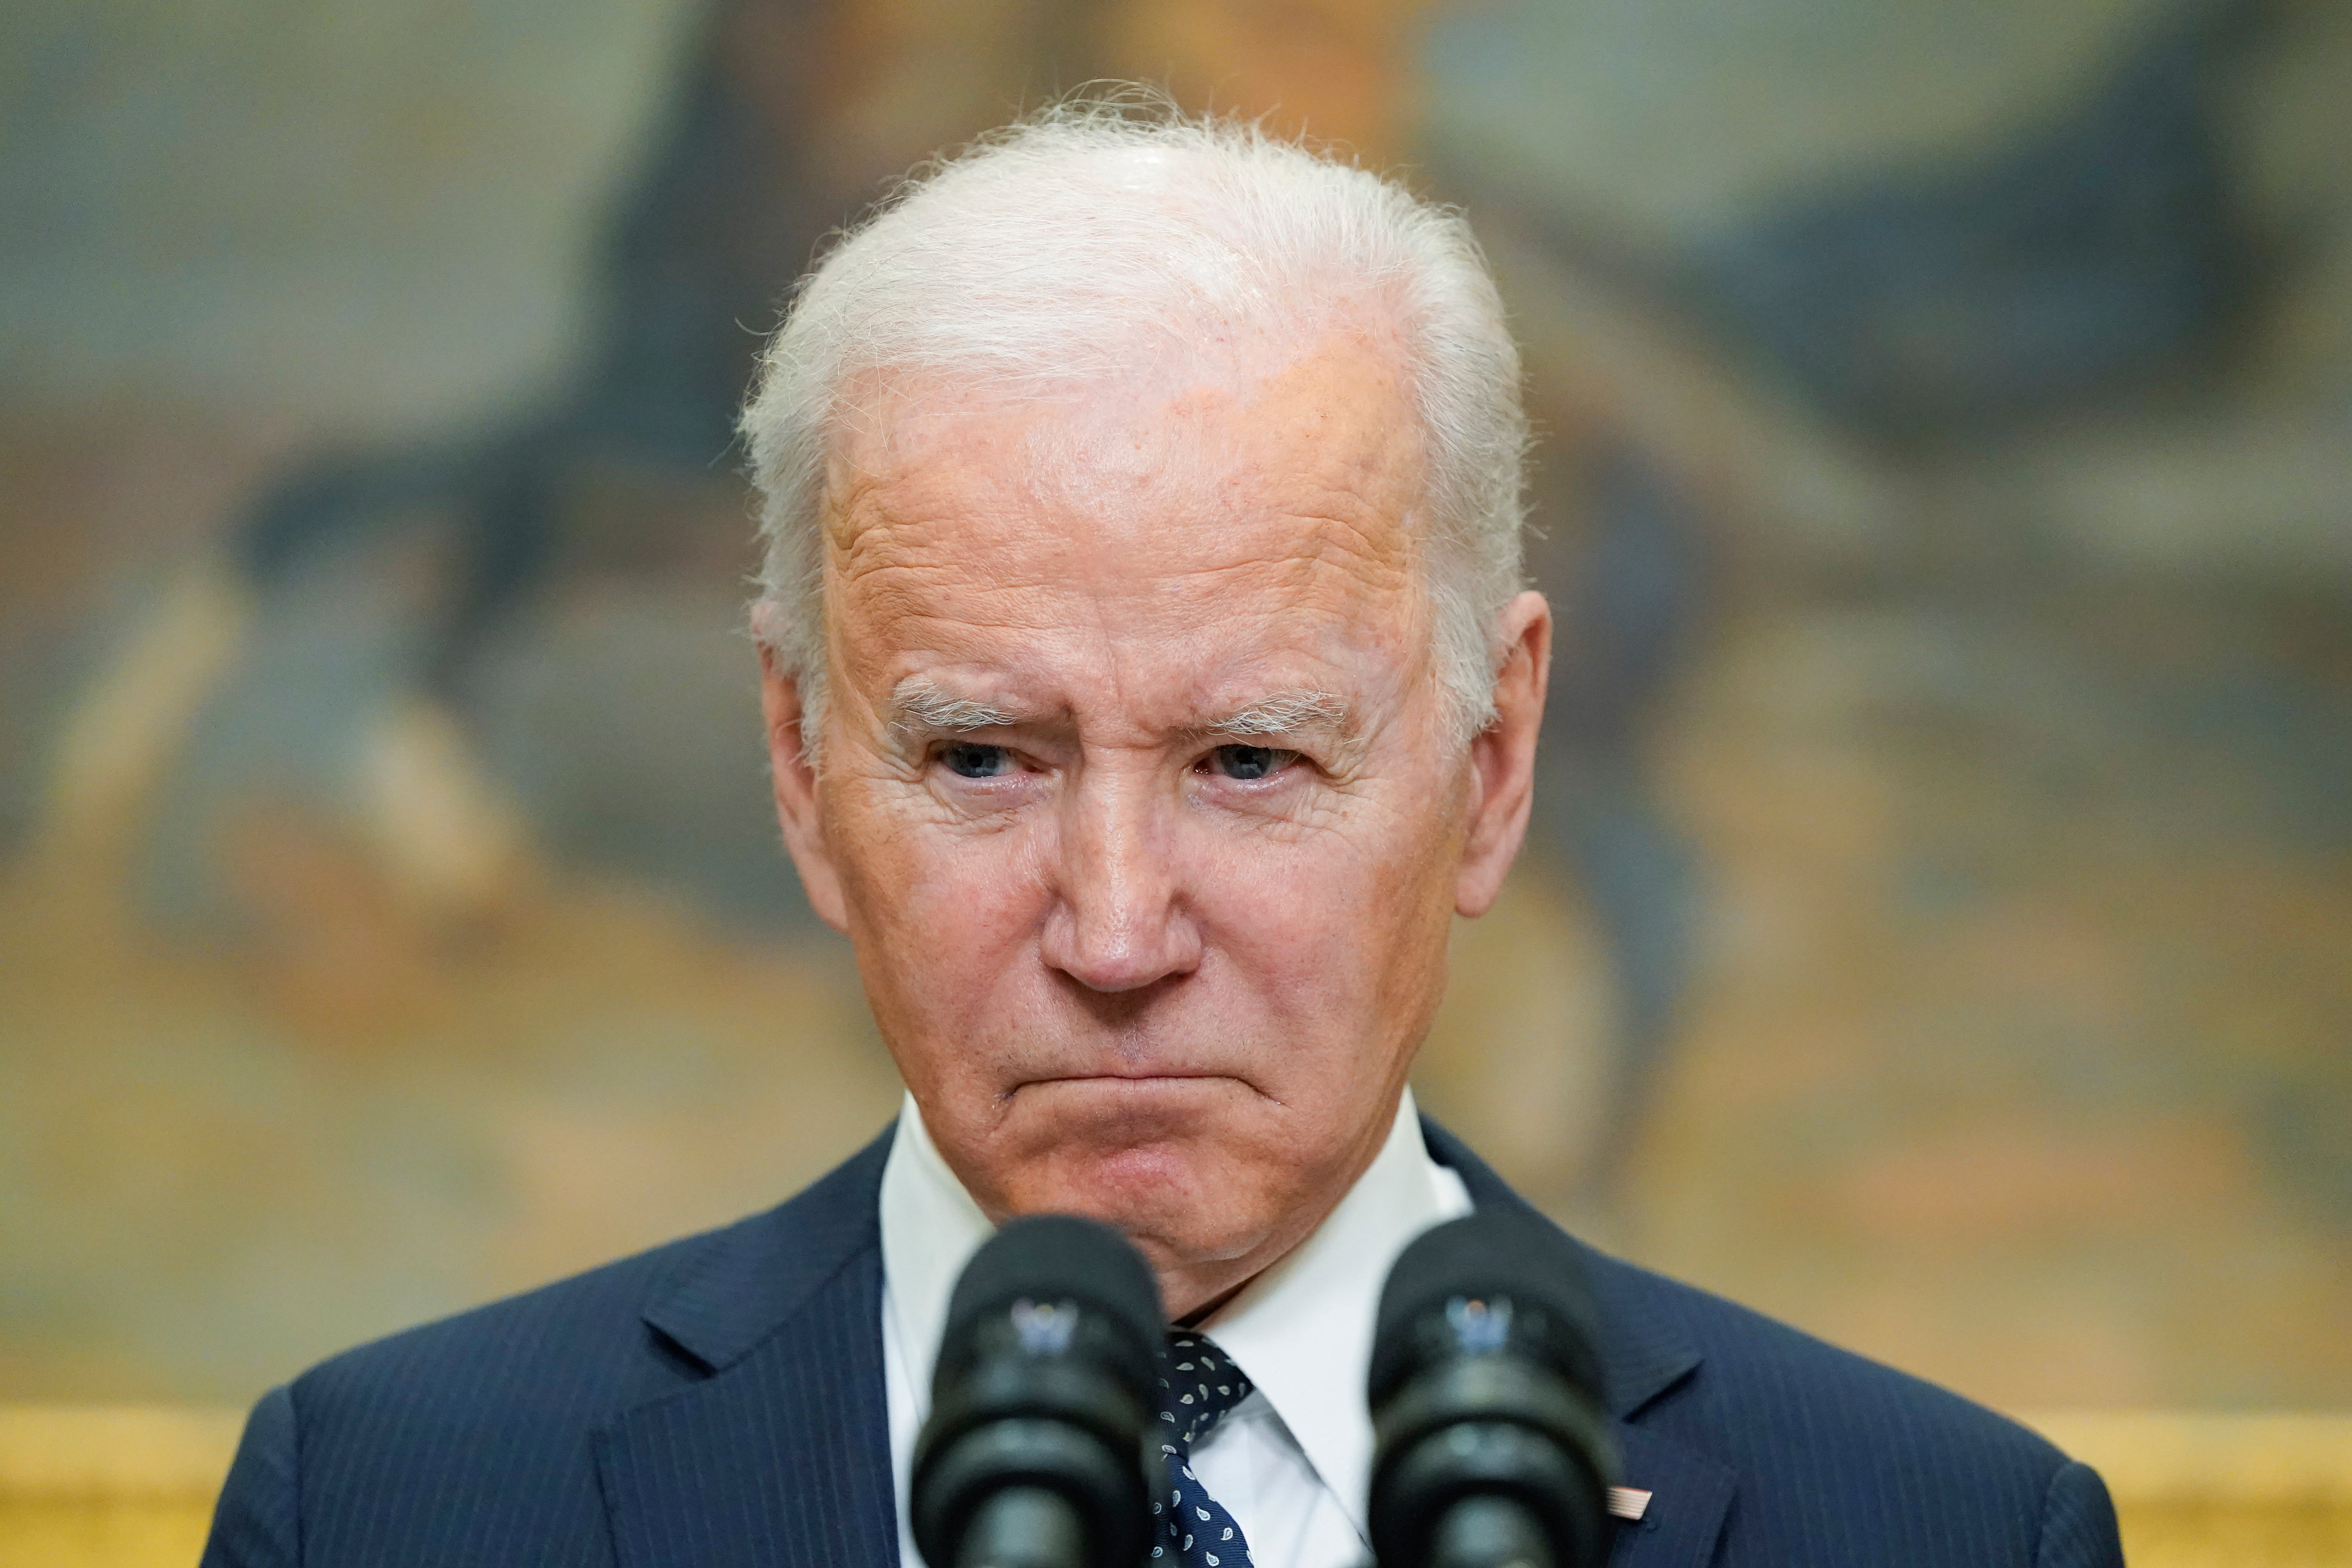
1153 1332 1256 1568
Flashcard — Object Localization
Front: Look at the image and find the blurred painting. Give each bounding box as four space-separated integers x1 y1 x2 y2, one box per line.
2 0 2347 1416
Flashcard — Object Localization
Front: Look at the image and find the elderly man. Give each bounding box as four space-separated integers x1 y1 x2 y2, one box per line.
202 107 2122 1568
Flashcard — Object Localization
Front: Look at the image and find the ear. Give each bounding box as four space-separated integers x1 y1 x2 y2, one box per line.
1455 590 1551 918
758 648 851 933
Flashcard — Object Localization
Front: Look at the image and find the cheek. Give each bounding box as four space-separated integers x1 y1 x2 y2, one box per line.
1189 802 1454 1020
829 793 1049 1022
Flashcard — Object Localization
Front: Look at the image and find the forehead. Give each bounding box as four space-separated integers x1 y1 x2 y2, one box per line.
819 327 1430 717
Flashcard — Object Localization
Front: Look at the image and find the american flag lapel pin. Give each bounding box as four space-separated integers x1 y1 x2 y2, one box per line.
1607 1486 1653 1522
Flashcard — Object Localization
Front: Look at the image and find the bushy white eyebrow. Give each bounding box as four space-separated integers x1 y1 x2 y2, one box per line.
1205 689 1352 738
889 676 1022 734
888 678 1351 744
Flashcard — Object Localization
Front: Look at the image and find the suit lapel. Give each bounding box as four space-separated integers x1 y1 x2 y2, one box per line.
599 1128 902 1568
1421 1118 1738 1568
1603 1423 1738 1567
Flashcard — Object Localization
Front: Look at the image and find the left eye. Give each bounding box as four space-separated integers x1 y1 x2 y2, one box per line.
940 743 1013 779
1206 744 1296 782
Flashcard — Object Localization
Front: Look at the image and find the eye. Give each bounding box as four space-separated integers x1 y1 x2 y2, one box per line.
940 742 1012 779
1205 744 1296 782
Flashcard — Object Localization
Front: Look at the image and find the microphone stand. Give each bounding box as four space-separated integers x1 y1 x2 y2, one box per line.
1428 1494 1556 1568
953 1486 1087 1568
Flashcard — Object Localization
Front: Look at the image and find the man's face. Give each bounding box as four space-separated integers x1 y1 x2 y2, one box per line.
764 324 1547 1314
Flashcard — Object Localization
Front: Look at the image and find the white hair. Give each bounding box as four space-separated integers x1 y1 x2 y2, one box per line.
740 96 1528 764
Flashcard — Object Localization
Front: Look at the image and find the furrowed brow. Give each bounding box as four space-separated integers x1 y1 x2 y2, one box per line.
888 676 1023 735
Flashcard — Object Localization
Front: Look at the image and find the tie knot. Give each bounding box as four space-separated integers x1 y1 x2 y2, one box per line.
1158 1332 1253 1449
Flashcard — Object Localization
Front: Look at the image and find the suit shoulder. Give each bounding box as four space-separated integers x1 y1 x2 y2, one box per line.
1595 1251 2065 1471
292 1209 745 1421
1426 1122 2071 1488
292 1124 893 1426
230 1132 891 1565
1591 1255 2117 1564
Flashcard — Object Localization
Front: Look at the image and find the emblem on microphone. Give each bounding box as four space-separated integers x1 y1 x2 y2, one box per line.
1010 1298 1080 1356
1445 1296 1512 1355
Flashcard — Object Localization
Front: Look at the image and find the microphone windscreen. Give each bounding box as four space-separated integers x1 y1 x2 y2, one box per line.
938 1214 1164 1396
1369 1211 1606 1406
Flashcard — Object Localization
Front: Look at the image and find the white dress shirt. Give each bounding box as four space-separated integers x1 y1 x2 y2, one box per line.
880 1089 1473 1568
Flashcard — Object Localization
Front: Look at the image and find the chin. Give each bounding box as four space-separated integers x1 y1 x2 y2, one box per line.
1027 1172 1276 1277
989 1091 1284 1265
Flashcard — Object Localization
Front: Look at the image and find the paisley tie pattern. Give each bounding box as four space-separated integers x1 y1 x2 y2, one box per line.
1152 1332 1256 1568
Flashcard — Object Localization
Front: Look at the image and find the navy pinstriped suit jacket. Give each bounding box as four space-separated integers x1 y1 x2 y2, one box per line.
201 1118 2123 1567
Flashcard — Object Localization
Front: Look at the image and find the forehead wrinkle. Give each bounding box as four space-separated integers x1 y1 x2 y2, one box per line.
1280 509 1418 605
836 549 1062 619
828 508 1075 652
824 432 1069 624
823 417 1045 565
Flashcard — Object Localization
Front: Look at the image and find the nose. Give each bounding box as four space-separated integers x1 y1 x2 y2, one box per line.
1037 764 1202 994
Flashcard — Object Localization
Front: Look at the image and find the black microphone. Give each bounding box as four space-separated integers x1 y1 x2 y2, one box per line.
1367 1212 1619 1568
912 1215 1164 1568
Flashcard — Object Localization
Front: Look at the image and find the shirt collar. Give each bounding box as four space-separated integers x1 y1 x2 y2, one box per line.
878 1088 1470 1527
1193 1089 1471 1533
880 1091 996 1418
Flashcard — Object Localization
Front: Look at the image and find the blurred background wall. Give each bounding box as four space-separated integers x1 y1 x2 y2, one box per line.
2 0 2347 1419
